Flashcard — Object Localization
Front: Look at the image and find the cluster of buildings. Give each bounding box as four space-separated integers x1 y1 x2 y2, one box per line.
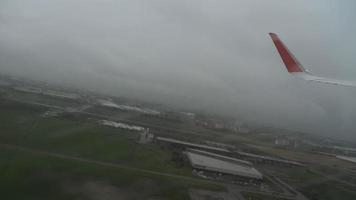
195 119 250 134
274 136 300 149
156 135 263 183
154 136 305 185
98 119 263 183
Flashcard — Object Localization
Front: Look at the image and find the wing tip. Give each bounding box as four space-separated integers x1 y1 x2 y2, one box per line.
269 32 304 73
269 32 279 41
269 33 356 88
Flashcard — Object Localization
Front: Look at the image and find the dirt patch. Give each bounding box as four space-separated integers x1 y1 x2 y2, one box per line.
63 180 134 200
62 178 164 200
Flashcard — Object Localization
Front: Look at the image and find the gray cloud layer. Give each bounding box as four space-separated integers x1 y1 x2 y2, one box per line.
1 0 356 139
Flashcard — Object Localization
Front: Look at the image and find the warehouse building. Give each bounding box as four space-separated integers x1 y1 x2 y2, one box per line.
185 150 263 182
156 136 303 168
187 148 253 166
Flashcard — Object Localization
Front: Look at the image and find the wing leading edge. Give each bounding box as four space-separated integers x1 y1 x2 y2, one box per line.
269 32 356 87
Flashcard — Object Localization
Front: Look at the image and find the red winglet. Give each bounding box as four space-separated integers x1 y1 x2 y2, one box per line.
269 33 304 73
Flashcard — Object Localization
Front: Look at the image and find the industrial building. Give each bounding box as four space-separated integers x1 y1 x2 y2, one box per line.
185 150 263 181
187 148 253 166
156 136 304 168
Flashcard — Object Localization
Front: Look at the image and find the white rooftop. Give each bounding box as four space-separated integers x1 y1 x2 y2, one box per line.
186 152 263 180
187 148 252 166
99 120 145 131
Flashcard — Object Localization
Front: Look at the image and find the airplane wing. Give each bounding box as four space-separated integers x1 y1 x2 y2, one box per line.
269 32 356 87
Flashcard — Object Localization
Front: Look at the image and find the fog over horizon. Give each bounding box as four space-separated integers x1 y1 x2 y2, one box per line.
1 0 356 139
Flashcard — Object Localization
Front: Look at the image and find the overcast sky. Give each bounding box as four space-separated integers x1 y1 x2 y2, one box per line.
1 0 356 139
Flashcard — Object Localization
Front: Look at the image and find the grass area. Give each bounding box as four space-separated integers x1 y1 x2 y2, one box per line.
0 98 226 199
5 89 83 108
263 161 356 200
0 147 223 200
273 168 322 187
3 94 356 200
300 181 356 200
0 99 192 175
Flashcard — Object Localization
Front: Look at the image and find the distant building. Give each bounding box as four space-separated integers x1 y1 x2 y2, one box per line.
234 121 249 134
138 128 154 144
213 122 225 129
275 136 300 149
179 112 196 120
275 137 290 146
194 118 227 130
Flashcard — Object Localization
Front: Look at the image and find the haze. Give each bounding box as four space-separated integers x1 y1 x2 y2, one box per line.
1 0 356 139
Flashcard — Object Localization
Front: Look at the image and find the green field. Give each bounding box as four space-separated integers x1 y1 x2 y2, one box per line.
300 181 356 200
0 99 224 199
0 99 190 173
3 92 356 200
0 147 223 200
